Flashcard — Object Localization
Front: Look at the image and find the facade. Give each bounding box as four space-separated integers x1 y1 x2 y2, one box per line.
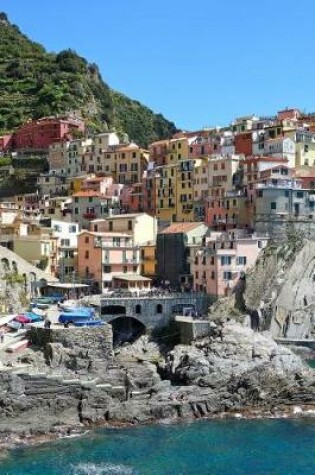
192 230 268 297
13 117 85 151
51 220 79 281
156 222 208 289
77 213 157 290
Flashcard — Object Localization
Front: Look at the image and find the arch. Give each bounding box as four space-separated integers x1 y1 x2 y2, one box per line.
102 305 126 316
109 316 146 347
1 258 10 272
135 304 142 315
156 303 163 314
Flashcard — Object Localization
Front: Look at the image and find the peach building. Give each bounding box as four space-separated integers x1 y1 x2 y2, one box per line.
192 230 268 298
77 213 157 291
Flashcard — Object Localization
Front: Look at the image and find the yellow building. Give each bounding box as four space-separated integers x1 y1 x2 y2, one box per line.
155 163 177 223
13 233 58 276
295 141 315 167
102 144 149 184
140 241 157 278
154 136 194 223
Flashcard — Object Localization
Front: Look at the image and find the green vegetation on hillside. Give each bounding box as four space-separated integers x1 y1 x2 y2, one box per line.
0 12 177 147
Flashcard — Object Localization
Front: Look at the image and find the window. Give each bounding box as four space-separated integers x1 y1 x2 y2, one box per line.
103 265 111 273
88 197 93 202
123 266 127 273
113 237 120 247
195 271 199 279
128 220 132 231
109 221 113 231
74 208 79 215
258 241 263 249
74 197 78 203
270 202 277 210
304 144 309 153
223 271 232 281
85 236 89 244
211 271 215 280
236 256 247 265
296 191 304 198
61 238 70 246
135 304 141 314
156 304 163 314
210 257 215 265
68 225 77 233
85 250 89 259
221 256 232 266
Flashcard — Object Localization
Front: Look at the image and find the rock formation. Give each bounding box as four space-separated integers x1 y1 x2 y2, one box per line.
0 319 314 447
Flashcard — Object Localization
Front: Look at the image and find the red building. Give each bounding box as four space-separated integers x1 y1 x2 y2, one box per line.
0 134 13 152
13 117 85 150
234 132 252 156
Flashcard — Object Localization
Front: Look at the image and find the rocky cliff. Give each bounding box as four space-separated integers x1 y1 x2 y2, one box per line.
0 320 314 448
208 238 315 341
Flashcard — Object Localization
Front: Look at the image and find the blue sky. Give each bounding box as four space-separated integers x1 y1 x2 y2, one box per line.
1 0 315 130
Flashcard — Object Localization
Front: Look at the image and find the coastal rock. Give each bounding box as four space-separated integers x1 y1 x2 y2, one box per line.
0 322 314 445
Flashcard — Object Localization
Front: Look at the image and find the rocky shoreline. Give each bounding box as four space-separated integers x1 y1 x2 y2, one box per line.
1 405 315 454
0 319 314 453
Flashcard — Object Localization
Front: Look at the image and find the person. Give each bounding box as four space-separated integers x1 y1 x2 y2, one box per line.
64 321 70 328
124 369 135 401
0 330 4 344
44 318 51 329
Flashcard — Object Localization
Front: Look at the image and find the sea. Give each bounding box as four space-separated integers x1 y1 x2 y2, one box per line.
0 418 315 475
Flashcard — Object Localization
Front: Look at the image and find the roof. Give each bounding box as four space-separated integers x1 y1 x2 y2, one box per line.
72 190 102 198
244 156 289 163
113 274 152 282
161 222 206 234
79 231 131 237
106 213 147 219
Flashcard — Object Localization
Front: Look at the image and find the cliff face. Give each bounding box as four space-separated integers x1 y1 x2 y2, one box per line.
245 239 315 340
0 12 177 146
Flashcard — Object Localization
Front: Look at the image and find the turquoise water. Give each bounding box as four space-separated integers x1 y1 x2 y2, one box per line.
308 359 315 368
1 419 315 475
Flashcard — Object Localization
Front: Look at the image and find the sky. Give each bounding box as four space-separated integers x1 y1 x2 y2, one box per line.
1 0 315 130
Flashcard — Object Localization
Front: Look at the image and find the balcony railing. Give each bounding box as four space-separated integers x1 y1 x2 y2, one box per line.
83 212 96 219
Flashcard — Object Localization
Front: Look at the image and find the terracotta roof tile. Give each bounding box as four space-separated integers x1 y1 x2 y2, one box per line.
161 222 206 234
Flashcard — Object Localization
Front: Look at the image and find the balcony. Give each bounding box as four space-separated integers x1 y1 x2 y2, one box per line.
83 212 96 220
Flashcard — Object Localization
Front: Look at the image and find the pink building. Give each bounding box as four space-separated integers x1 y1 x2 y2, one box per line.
192 230 268 298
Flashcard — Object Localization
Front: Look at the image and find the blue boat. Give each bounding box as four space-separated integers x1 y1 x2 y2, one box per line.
59 311 95 324
73 319 104 327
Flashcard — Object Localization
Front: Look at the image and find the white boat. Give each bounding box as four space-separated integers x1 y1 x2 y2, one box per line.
0 315 16 327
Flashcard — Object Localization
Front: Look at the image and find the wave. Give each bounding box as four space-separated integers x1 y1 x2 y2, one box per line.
71 462 139 475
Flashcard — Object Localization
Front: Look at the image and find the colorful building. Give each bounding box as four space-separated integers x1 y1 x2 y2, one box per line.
192 230 268 297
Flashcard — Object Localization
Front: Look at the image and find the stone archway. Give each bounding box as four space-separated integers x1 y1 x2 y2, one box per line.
108 315 146 347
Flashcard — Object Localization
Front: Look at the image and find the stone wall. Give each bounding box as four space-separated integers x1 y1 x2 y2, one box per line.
29 326 113 374
101 293 210 330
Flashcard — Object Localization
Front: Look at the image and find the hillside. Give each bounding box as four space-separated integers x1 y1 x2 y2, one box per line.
0 12 177 147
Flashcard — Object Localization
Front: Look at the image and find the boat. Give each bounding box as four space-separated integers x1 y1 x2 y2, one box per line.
73 319 104 327
7 321 22 331
0 315 16 327
6 339 30 353
58 311 95 324
14 315 32 324
24 312 44 323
